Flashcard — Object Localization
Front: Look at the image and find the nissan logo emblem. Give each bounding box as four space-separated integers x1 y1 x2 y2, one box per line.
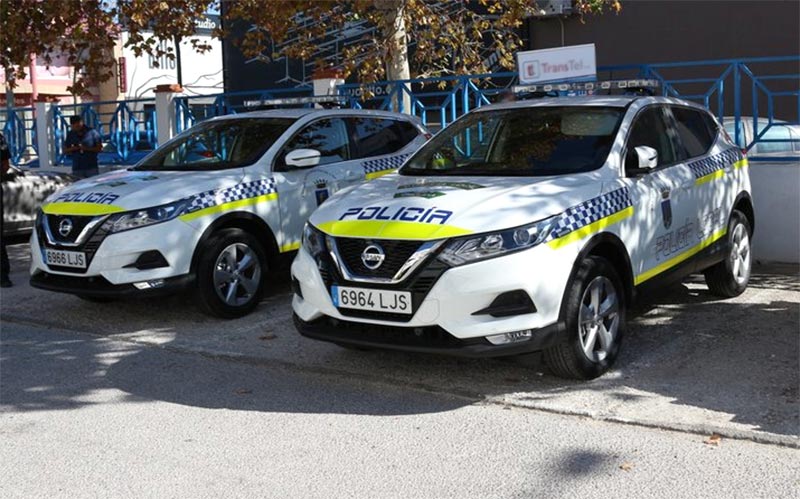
58 218 74 237
361 244 385 270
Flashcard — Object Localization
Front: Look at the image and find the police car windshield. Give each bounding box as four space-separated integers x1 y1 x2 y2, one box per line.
133 118 294 171
401 106 624 177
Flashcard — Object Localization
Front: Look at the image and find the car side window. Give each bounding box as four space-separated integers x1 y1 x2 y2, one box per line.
280 118 350 167
626 106 677 171
671 107 716 160
348 118 419 159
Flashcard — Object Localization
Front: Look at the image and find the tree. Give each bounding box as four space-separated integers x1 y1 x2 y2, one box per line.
0 0 621 96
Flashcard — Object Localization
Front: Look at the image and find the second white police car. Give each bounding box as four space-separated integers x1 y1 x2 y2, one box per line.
292 82 754 379
30 102 429 318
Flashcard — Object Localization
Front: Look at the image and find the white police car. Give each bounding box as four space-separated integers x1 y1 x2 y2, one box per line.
292 82 754 379
30 102 429 318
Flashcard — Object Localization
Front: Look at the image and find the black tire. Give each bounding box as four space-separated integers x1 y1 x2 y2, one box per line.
195 228 268 319
703 210 752 298
543 256 627 380
76 295 116 303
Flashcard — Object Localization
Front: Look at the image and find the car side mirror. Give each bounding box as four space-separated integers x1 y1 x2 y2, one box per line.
626 145 658 175
284 148 321 169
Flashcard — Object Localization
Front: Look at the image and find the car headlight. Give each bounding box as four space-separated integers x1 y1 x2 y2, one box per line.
438 216 558 266
302 222 327 257
101 199 189 233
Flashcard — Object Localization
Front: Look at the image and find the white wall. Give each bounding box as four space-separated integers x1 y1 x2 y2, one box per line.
120 32 223 100
749 162 800 264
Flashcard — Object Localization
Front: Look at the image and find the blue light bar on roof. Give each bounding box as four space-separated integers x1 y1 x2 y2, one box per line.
512 79 661 94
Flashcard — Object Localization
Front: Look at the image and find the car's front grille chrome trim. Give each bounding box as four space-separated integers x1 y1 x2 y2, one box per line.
326 237 443 284
42 214 109 247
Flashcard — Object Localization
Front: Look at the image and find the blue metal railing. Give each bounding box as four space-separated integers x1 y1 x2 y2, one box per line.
597 56 799 157
175 87 313 133
8 55 797 167
51 98 157 165
0 106 36 165
337 56 799 159
338 72 517 131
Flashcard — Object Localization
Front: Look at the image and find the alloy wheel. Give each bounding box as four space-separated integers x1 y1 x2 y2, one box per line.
213 243 262 307
578 276 620 363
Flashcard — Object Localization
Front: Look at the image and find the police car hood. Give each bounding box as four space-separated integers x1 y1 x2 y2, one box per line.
42 169 245 213
311 174 604 240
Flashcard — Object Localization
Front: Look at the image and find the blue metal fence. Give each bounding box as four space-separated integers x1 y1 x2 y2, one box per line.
337 56 799 158
598 56 800 158
1 106 36 165
175 87 313 133
50 99 157 165
4 55 797 167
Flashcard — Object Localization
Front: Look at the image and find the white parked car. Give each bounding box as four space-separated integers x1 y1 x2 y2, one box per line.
30 107 430 317
292 93 754 379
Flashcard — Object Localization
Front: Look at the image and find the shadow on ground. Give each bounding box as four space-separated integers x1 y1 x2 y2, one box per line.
2 241 798 439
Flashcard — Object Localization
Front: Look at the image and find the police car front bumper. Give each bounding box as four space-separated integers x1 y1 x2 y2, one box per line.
291 239 578 355
293 312 566 357
30 270 195 298
29 217 202 291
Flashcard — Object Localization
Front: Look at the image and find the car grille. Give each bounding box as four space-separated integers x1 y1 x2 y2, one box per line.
333 237 423 280
318 251 450 323
45 214 97 244
37 215 111 274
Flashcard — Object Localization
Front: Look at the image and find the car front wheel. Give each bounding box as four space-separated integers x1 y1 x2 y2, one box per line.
195 228 267 319
544 256 626 380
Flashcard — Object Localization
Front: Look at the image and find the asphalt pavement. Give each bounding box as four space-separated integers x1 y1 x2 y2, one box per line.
2 321 798 498
1 243 797 447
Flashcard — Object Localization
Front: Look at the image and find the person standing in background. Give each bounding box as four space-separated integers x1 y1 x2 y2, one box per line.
64 115 102 178
1 131 11 287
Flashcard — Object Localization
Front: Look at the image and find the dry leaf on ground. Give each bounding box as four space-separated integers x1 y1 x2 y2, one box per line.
619 462 634 471
704 434 722 446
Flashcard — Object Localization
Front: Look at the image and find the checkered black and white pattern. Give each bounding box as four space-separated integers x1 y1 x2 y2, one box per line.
362 154 409 176
547 187 632 242
185 179 278 214
687 148 743 179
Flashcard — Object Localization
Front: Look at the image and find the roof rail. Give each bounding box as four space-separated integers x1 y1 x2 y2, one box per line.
513 79 661 97
243 95 347 109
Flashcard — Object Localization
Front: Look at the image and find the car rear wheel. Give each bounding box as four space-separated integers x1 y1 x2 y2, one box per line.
195 228 267 319
544 256 626 380
703 210 751 297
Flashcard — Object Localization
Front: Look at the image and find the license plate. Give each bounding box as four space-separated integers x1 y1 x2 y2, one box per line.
332 285 412 314
45 249 87 269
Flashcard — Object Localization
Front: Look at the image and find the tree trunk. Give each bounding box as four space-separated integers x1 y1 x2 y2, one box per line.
381 1 412 114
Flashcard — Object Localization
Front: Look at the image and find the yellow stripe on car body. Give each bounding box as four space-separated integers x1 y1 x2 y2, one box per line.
695 169 726 186
179 192 278 222
280 241 301 253
317 219 472 240
365 169 396 180
547 206 635 249
42 202 126 216
634 228 728 285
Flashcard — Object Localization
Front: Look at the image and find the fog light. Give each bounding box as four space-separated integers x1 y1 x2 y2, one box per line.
486 329 533 345
133 279 165 290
